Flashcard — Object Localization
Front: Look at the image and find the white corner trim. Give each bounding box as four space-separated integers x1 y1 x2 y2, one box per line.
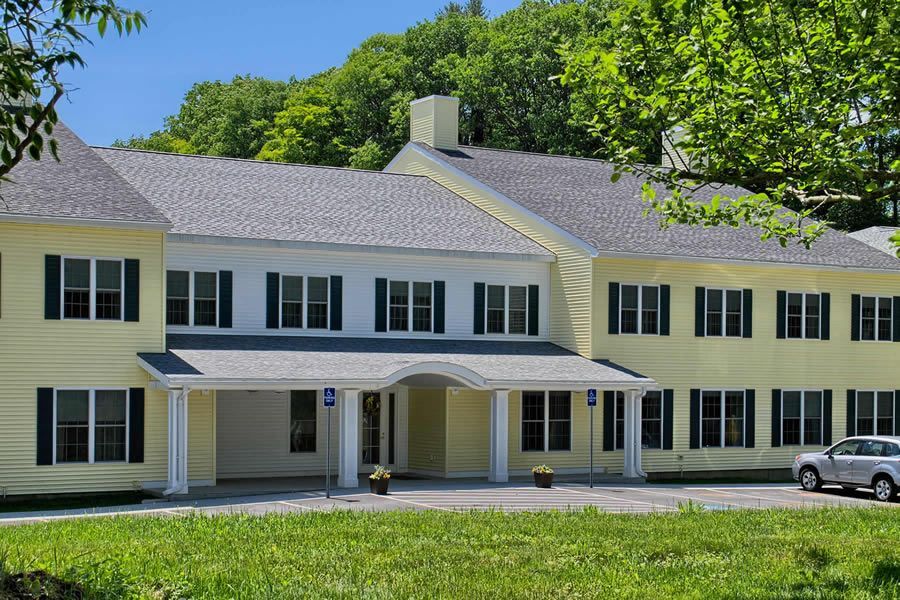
385 143 600 258
0 212 172 231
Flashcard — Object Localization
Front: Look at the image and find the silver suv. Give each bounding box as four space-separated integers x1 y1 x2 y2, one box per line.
793 436 900 502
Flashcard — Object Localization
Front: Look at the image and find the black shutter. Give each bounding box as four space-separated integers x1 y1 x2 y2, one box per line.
433 280 445 334
771 389 782 447
473 282 485 335
375 278 387 332
44 255 61 320
660 285 671 336
823 390 833 445
846 389 856 437
851 295 861 341
821 293 831 340
776 291 786 339
694 287 705 337
602 391 615 451
266 272 280 329
129 388 145 463
742 289 753 338
745 389 755 448
124 259 140 322
330 276 343 331
663 389 674 450
36 387 53 465
527 284 539 336
689 389 701 449
218 270 233 328
894 298 900 342
608 282 620 334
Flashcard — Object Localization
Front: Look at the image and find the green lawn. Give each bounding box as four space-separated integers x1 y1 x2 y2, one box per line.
1 508 899 599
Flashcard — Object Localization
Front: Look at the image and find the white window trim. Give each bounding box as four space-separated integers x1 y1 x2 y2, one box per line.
704 287 743 337
166 270 218 328
279 274 331 330
618 283 661 336
780 389 824 446
60 256 125 322
485 283 531 336
784 291 822 340
613 390 665 450
386 280 433 333
858 295 893 343
699 389 746 448
52 387 129 465
853 390 895 436
520 391 572 453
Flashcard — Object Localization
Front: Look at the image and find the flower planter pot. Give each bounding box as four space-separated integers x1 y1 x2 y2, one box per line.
533 472 553 489
369 477 390 495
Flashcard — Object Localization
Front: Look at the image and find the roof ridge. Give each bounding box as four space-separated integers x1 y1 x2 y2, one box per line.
456 143 619 166
92 145 427 179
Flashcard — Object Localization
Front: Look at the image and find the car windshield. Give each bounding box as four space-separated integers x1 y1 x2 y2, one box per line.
831 440 860 456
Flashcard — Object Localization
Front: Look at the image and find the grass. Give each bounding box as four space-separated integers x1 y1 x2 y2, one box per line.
2 508 900 598
0 492 151 514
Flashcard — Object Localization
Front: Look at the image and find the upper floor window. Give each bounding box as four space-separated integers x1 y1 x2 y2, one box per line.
166 270 217 326
55 388 128 464
619 284 659 335
854 391 894 436
861 296 892 341
706 289 742 337
290 390 317 452
787 293 820 339
62 257 123 321
781 390 822 445
486 284 528 335
388 280 432 332
281 275 329 329
701 390 745 448
521 391 571 452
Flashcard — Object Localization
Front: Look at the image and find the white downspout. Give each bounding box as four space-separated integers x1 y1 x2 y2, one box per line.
633 388 648 478
163 387 190 496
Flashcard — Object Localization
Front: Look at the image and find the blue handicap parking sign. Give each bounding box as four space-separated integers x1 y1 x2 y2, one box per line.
587 388 597 407
323 387 336 407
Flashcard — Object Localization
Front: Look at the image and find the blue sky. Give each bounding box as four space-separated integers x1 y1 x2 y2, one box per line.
59 0 520 145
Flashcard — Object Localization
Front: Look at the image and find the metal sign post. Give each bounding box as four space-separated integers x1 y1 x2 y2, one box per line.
324 387 336 498
587 389 597 488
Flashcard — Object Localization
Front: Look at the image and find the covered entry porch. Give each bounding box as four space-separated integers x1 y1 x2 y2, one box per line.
138 335 656 495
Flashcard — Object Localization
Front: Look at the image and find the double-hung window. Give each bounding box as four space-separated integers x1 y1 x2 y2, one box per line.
786 293 821 339
706 289 742 337
612 390 664 449
521 391 571 452
700 390 745 447
166 270 217 326
289 390 317 452
619 284 659 334
854 391 895 436
62 257 123 321
280 275 329 329
781 390 823 445
55 388 128 464
486 284 528 335
388 280 432 332
860 296 892 341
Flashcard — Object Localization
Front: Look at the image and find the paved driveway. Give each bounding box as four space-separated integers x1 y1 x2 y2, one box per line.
1 481 895 524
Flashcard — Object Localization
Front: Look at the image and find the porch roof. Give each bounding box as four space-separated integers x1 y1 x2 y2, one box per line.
138 334 655 391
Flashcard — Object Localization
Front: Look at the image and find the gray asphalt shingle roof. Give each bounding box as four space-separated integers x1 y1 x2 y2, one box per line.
415 143 900 271
94 147 550 257
138 334 653 388
0 122 168 225
848 226 899 258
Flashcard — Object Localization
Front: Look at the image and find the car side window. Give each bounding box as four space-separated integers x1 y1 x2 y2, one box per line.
859 441 885 457
883 444 900 457
831 440 860 456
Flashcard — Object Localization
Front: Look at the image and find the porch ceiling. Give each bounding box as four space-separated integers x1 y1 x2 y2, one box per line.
138 334 655 391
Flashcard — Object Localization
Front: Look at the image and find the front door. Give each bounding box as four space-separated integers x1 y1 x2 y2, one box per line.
361 391 395 469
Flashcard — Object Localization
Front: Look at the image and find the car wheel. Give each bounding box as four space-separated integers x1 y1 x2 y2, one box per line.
873 476 895 502
800 467 822 492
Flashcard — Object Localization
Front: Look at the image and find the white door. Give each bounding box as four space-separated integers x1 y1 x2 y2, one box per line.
360 390 396 471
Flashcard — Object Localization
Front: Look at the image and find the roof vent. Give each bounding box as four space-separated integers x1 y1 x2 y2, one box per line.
409 95 459 151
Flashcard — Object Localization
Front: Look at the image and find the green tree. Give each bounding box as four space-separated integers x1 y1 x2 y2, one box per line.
560 0 900 249
111 131 195 154
0 0 145 180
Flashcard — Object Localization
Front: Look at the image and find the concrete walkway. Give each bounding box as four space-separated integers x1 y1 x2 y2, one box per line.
1 480 894 525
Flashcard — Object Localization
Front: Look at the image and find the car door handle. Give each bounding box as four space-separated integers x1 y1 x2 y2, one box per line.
874 461 881 466
846 460 853 464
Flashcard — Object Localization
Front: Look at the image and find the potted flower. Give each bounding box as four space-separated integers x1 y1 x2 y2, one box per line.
532 465 554 488
369 465 391 495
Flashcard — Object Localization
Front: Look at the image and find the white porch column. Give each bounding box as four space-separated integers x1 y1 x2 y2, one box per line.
488 389 510 483
165 388 189 495
338 389 361 488
631 390 647 478
622 390 637 478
